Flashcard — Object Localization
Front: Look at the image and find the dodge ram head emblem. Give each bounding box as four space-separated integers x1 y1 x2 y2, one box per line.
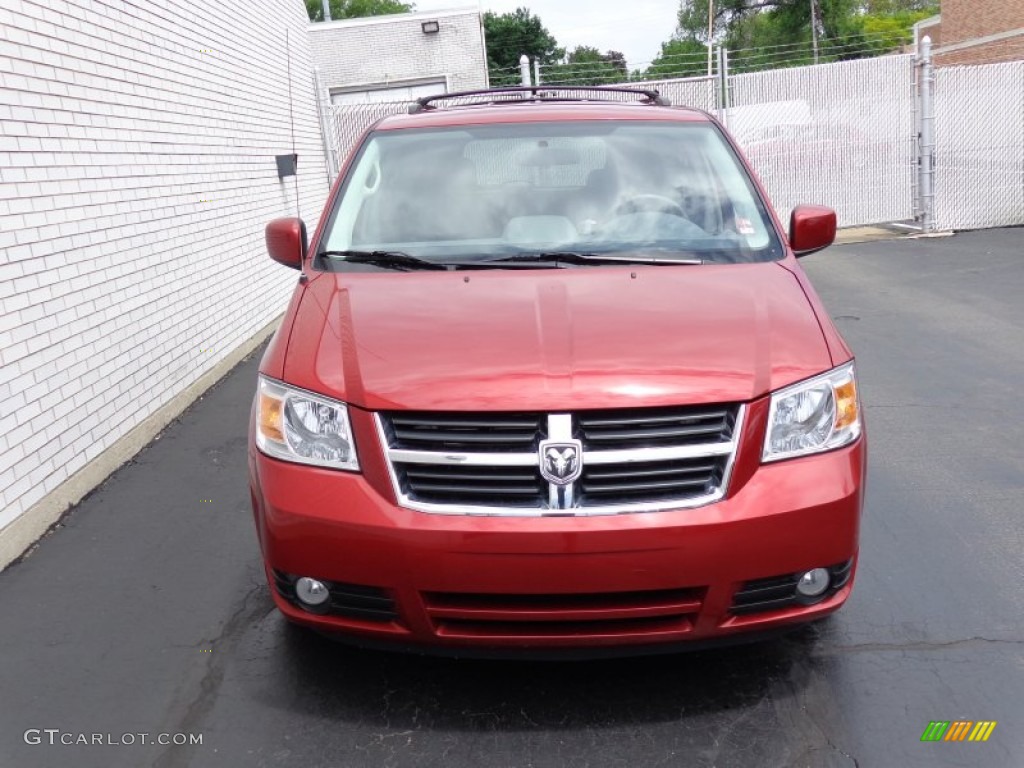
539 440 583 485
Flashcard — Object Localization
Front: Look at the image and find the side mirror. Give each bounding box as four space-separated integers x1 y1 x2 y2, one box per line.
265 218 307 270
789 205 836 257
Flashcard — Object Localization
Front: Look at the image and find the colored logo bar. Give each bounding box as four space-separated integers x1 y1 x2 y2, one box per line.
921 721 997 742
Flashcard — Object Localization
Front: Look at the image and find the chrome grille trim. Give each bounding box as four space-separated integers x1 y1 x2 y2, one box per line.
388 442 733 468
546 414 576 509
388 450 538 466
576 443 734 464
375 405 745 517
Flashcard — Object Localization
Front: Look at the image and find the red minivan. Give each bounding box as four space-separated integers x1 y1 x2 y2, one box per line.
249 87 865 656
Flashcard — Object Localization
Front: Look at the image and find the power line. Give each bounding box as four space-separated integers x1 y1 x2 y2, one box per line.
533 50 914 85
730 27 916 53
531 27 917 75
483 16 918 65
491 26 922 86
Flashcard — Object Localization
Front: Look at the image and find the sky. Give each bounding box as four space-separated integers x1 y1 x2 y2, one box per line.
413 1 682 71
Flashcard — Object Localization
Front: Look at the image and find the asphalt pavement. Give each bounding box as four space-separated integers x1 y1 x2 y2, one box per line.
1 228 1021 768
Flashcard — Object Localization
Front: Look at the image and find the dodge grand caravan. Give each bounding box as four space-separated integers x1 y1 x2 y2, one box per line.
249 87 865 655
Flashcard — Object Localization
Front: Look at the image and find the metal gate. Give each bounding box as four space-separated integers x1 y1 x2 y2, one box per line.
726 55 916 228
932 59 1024 230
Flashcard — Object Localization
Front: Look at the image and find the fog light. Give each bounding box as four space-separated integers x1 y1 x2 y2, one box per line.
796 568 830 597
295 577 330 606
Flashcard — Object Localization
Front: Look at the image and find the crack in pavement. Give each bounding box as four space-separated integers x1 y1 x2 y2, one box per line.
823 734 861 768
702 692 772 766
768 660 862 768
815 636 1021 655
151 582 271 768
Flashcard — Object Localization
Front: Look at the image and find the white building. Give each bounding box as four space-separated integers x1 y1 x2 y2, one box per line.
309 7 489 105
0 0 329 569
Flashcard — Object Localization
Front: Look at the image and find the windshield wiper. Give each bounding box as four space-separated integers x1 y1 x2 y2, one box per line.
319 250 452 271
319 249 705 271
483 251 704 267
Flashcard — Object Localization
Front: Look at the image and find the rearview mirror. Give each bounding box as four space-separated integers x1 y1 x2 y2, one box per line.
789 205 836 257
265 218 307 270
518 146 582 166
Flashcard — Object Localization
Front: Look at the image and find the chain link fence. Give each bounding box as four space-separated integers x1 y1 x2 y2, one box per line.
322 101 410 179
633 76 717 113
933 60 1024 231
727 55 916 228
317 54 1022 233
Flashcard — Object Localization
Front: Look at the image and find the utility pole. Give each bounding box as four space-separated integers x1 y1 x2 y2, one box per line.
707 0 715 76
810 0 819 64
322 0 331 22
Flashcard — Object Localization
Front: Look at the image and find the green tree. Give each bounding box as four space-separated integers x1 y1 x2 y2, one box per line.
677 0 727 44
545 46 627 85
672 0 933 72
678 0 862 43
305 0 414 22
640 37 709 80
857 0 937 12
859 8 937 52
484 8 564 85
604 50 629 80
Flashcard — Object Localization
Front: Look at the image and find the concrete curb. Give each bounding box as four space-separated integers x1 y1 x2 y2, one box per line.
834 225 955 246
0 317 281 572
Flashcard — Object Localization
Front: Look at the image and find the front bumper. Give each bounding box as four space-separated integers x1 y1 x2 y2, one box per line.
248 408 865 654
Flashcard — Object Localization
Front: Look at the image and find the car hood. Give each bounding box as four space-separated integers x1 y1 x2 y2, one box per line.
283 263 833 411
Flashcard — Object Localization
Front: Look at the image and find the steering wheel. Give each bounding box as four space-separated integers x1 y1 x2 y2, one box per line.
613 194 687 218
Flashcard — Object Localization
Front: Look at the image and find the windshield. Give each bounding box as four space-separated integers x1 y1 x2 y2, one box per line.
318 120 783 268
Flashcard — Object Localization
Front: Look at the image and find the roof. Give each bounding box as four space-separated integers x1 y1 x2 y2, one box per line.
308 6 479 32
375 102 714 131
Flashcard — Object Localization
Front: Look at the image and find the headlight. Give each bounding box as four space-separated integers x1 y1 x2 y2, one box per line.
762 362 861 462
256 376 359 471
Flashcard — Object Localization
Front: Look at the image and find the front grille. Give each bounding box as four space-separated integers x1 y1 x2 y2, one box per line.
730 560 853 616
399 464 545 507
273 571 398 622
378 404 743 516
580 457 725 505
387 412 546 452
422 588 705 639
578 405 737 449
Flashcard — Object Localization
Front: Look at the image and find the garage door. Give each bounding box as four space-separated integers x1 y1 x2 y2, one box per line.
330 79 447 105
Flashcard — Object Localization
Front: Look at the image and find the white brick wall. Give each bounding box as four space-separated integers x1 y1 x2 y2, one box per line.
0 0 330 532
309 8 487 97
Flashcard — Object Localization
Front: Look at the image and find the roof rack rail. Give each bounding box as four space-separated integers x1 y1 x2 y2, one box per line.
409 86 671 114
